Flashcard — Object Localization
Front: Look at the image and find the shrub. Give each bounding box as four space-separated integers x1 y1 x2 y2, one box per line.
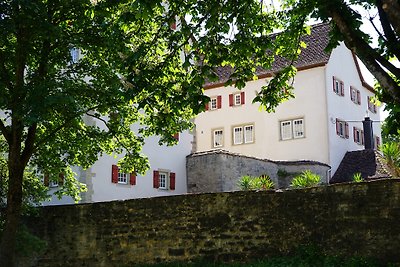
238 175 274 190
254 175 275 190
290 170 321 188
381 141 400 177
352 172 363 183
238 175 253 190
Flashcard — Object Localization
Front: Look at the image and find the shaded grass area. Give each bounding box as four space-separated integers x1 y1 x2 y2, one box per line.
133 246 390 267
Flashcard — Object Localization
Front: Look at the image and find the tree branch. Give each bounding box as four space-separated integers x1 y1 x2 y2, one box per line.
0 120 11 144
21 124 37 166
376 0 400 60
381 0 400 37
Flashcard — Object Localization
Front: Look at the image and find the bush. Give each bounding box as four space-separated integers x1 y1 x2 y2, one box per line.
352 172 363 183
238 175 274 190
381 141 400 177
290 170 321 188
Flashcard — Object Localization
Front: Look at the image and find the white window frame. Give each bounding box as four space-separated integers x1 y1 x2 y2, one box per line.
244 125 254 143
118 171 128 184
280 120 293 140
233 124 254 145
233 126 243 144
210 97 218 110
234 93 241 106
293 119 305 139
158 171 168 189
280 118 305 141
49 180 59 188
213 129 224 147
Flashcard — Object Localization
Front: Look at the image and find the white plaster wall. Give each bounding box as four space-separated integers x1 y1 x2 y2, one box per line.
195 66 330 164
325 43 381 174
90 130 192 202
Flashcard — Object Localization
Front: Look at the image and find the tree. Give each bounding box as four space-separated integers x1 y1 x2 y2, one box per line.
281 0 400 123
0 0 305 265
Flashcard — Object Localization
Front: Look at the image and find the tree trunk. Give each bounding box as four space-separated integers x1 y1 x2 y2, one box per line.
0 148 25 267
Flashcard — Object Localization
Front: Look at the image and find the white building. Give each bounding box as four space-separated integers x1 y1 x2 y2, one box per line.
44 23 381 204
194 23 381 178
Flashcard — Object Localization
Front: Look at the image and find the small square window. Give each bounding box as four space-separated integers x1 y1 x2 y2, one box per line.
293 119 304 138
210 97 217 110
118 171 128 184
333 77 344 96
234 94 241 105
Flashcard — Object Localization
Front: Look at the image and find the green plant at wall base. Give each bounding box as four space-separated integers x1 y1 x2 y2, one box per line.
352 173 363 183
290 170 321 188
255 175 275 190
380 141 400 177
238 175 254 191
238 175 275 191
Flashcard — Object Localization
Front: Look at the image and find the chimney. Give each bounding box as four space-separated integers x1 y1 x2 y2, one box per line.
362 117 374 149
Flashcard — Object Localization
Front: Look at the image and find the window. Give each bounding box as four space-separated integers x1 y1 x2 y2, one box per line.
367 96 377 113
44 173 64 187
280 119 305 140
353 127 364 145
118 171 128 184
229 92 245 106
70 48 80 63
153 170 176 190
244 125 254 143
211 97 217 110
111 165 136 185
374 135 381 149
206 95 222 111
213 129 224 147
350 86 361 105
336 119 349 139
159 172 167 189
333 77 344 96
293 119 304 139
233 124 254 145
233 127 243 144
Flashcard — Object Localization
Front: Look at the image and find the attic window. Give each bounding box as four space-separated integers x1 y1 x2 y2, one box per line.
333 77 344 96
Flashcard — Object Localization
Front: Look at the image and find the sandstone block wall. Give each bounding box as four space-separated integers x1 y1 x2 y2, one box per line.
26 179 400 267
186 150 331 193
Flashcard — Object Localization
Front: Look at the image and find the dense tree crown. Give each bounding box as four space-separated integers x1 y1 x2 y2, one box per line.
1 0 399 265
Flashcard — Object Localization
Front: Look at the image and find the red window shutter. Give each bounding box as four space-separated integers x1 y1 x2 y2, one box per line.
170 172 176 190
44 174 49 186
229 94 233 106
111 165 118 183
173 133 179 141
217 95 222 109
345 122 349 139
205 102 209 111
59 173 64 186
357 90 361 104
353 127 356 142
130 173 136 185
240 92 245 105
153 170 159 188
350 87 354 101
336 118 340 135
340 82 344 96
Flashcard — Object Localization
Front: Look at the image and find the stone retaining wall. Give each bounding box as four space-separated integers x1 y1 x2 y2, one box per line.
25 179 400 266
